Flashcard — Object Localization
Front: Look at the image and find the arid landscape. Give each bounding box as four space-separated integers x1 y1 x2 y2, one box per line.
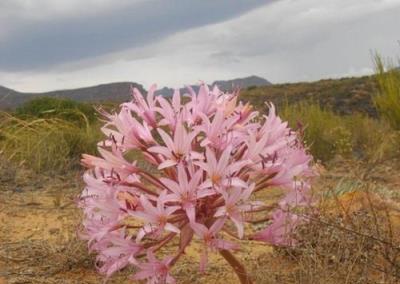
1 66 400 283
1 155 400 283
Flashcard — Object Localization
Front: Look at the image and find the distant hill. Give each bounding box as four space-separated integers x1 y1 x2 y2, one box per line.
0 82 145 110
0 75 379 116
154 75 379 117
240 76 378 117
0 86 24 110
155 75 271 96
0 76 271 110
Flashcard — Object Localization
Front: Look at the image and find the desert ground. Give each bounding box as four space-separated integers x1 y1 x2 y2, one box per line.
1 156 400 284
1 67 400 283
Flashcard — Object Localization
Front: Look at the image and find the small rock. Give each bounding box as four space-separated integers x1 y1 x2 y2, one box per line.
49 228 60 235
14 187 23 193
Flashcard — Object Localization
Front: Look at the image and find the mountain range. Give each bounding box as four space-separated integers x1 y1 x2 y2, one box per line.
0 76 271 110
0 82 145 110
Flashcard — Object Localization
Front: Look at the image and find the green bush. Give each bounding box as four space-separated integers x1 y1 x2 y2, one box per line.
344 113 399 162
280 102 346 161
373 54 400 130
280 102 397 162
16 97 97 126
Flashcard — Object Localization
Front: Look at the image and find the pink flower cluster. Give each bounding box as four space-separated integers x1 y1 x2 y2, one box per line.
79 84 315 283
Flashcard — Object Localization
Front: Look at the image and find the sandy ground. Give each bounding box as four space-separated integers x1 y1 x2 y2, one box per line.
1 158 400 284
0 167 274 284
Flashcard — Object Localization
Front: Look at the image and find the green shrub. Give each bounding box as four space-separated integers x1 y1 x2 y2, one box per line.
344 113 399 162
16 97 97 126
280 102 397 162
280 102 347 161
373 54 400 130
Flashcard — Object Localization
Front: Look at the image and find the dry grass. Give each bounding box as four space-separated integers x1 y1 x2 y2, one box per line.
280 198 400 283
0 111 100 173
248 158 400 284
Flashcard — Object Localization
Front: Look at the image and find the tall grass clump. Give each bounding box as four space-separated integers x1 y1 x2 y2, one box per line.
280 102 350 161
0 111 100 173
345 113 399 162
373 54 400 130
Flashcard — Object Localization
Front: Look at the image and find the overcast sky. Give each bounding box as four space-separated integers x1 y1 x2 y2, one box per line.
0 0 399 92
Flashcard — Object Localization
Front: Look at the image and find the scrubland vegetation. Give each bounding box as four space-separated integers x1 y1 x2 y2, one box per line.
0 97 100 173
280 102 398 162
373 54 400 130
0 56 399 283
1 72 398 173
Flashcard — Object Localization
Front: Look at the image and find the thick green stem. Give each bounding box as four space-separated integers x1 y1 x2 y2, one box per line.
219 249 253 284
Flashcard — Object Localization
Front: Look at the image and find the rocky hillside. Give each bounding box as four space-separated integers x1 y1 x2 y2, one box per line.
240 75 378 116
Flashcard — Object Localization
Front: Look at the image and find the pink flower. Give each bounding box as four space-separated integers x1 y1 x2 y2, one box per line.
79 83 316 282
155 89 184 130
94 231 142 277
161 164 215 222
269 148 313 188
187 83 218 121
196 109 238 150
252 209 302 246
190 218 239 271
196 146 249 189
214 185 256 239
80 217 120 245
129 193 180 242
131 251 176 284
279 180 311 208
101 107 155 150
124 85 157 128
148 123 201 169
81 147 138 179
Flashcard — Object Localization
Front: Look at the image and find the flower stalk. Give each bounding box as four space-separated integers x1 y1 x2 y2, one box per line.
220 249 253 284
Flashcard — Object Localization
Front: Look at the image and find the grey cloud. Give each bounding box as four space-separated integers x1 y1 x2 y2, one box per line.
0 0 270 71
209 51 241 64
193 1 400 83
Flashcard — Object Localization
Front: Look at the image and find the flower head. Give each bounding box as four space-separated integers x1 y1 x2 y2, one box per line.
79 83 315 282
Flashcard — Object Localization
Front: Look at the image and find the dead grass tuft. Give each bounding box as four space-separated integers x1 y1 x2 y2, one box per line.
249 159 400 284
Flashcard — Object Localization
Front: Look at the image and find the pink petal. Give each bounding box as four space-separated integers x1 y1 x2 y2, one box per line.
158 160 177 170
209 218 226 235
190 222 208 237
148 146 172 157
158 128 175 152
165 223 180 234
